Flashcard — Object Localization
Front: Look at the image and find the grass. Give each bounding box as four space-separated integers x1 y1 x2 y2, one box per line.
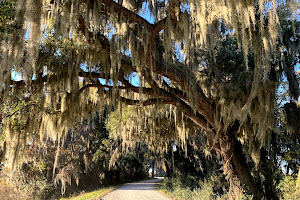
60 185 120 200
157 181 193 200
156 176 230 200
156 181 176 200
156 176 200 200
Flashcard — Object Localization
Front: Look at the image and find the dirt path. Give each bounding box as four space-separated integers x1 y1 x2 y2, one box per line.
100 177 171 200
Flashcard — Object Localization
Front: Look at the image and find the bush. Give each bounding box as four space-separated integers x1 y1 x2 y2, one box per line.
158 175 228 200
0 165 60 200
278 175 300 200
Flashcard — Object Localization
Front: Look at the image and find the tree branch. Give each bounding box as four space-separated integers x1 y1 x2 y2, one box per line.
119 96 172 106
100 0 153 30
78 83 154 95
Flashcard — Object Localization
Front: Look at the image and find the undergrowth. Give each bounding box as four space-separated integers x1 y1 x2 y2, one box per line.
277 175 300 200
157 175 229 200
156 175 259 200
158 174 300 200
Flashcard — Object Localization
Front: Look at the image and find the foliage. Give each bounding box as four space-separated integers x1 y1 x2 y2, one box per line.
158 175 231 200
0 0 15 34
278 175 300 200
0 164 58 200
0 111 147 199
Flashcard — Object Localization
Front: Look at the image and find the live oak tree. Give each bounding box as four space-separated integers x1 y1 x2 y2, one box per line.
0 0 299 199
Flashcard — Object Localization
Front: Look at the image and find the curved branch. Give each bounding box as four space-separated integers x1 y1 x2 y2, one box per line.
161 79 188 102
119 96 172 106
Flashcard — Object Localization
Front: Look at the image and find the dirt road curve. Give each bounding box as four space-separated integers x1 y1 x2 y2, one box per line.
100 177 171 200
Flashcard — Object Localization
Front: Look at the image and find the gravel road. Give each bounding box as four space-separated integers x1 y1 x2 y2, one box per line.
100 177 171 200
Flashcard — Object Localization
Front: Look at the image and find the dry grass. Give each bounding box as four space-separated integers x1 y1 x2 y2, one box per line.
0 178 27 200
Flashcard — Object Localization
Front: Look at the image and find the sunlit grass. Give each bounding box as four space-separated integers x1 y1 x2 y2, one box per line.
60 186 118 200
156 176 230 200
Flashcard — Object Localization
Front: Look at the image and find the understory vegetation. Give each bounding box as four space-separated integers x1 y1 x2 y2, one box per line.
0 112 148 199
158 174 300 200
277 174 300 200
158 175 231 200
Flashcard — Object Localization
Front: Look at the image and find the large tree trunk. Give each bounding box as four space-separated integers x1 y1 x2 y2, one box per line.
218 131 261 200
259 149 280 200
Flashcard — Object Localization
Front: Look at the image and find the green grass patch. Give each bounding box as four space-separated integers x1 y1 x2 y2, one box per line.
60 185 119 200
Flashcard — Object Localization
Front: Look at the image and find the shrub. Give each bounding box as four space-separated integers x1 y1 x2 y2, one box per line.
278 175 300 200
158 175 228 200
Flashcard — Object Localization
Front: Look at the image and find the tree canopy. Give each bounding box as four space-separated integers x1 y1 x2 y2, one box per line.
0 0 299 199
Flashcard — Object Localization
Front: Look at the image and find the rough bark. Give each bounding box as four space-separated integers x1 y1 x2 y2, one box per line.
232 142 260 199
258 149 280 200
217 130 261 200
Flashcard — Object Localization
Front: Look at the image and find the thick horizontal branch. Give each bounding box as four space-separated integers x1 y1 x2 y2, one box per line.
119 96 172 106
79 83 124 93
161 79 188 103
78 71 107 79
79 83 154 95
11 70 110 87
10 74 55 87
